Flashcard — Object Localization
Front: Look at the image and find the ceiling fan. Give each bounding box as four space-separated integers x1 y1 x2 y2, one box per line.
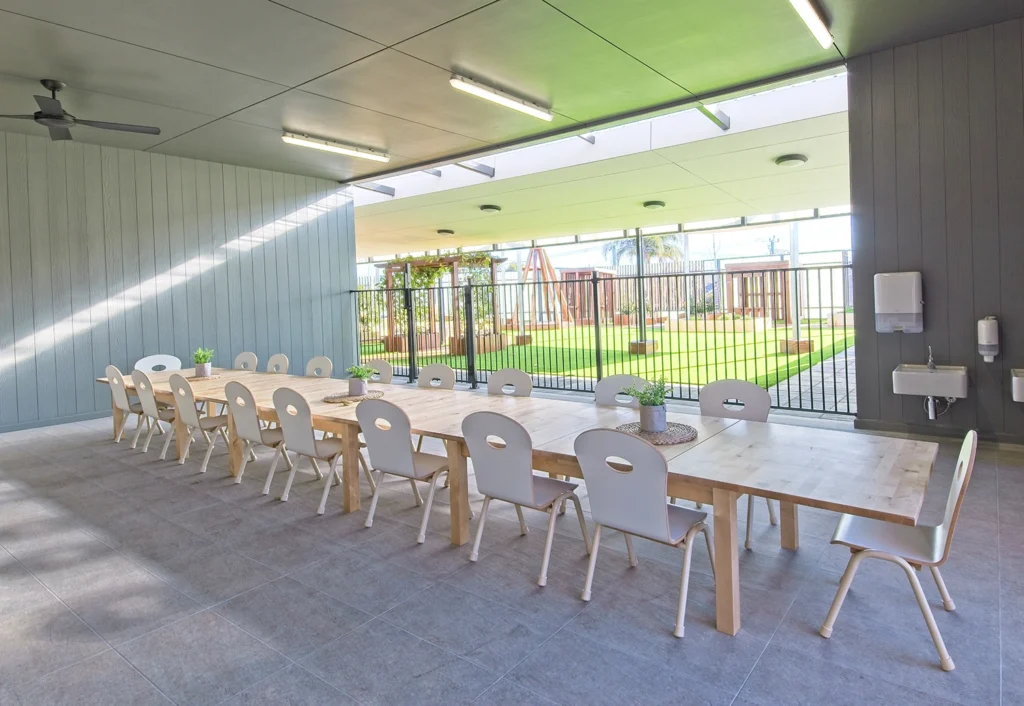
0 79 161 141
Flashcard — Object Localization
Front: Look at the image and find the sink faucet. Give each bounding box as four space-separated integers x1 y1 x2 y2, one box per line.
927 346 936 371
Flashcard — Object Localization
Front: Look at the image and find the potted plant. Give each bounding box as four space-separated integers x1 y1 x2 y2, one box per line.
346 364 376 396
623 378 669 433
193 347 214 377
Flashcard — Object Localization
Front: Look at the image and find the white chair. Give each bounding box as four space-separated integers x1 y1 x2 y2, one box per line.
574 428 714 638
266 353 289 374
224 381 293 484
234 352 258 371
697 379 776 548
364 358 393 384
594 374 645 408
820 430 978 672
305 356 333 378
129 370 175 452
464 411 589 585
106 365 144 443
414 363 456 452
357 399 449 543
163 374 230 474
486 368 533 397
134 354 182 373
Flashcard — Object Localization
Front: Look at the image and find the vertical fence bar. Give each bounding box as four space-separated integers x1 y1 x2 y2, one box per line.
404 263 417 383
591 271 603 381
464 284 477 388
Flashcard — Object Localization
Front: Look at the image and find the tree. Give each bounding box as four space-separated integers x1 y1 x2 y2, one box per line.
602 234 684 266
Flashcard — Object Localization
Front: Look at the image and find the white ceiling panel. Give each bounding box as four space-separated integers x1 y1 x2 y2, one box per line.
592 184 738 219
743 187 850 216
716 164 850 203
676 131 849 184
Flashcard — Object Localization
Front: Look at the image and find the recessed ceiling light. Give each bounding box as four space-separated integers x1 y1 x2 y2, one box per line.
479 204 502 213
643 200 666 210
281 132 390 163
437 229 455 235
775 153 809 167
787 0 833 49
449 74 554 122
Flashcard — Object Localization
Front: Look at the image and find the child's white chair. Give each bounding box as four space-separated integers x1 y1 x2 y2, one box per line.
234 352 258 371
129 369 176 452
266 354 289 374
224 381 293 484
486 368 533 397
305 356 333 378
414 363 456 451
163 374 230 474
594 374 645 408
106 365 143 443
134 354 181 373
364 358 393 384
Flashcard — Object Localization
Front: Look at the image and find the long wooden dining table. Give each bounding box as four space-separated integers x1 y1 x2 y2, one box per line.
98 368 939 636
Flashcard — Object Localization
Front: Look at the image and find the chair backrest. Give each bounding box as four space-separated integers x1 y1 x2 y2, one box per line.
225 381 263 444
594 374 644 408
356 399 417 477
305 356 333 378
130 369 163 420
134 354 181 373
233 352 258 371
699 379 771 422
364 358 393 384
417 363 455 389
936 430 978 564
272 387 318 456
106 365 133 412
486 368 533 397
266 353 289 374
168 374 202 429
462 411 536 505
574 428 671 542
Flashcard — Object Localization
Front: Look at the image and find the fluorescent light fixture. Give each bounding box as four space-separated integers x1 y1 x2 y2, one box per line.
449 74 553 121
281 132 390 162
788 0 832 49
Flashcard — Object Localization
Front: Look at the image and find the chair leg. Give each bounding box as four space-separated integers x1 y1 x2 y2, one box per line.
199 428 218 474
248 447 259 463
674 525 701 638
318 454 343 515
114 413 130 443
154 421 165 435
538 505 560 587
262 445 284 496
364 471 386 528
624 533 638 567
309 458 325 481
695 502 703 510
141 420 159 453
358 453 376 493
415 434 424 452
281 453 305 501
766 497 778 526
701 525 715 581
745 494 755 550
514 505 528 535
417 471 445 543
668 496 677 505
568 494 592 554
581 524 602 602
409 478 423 506
820 550 866 639
235 441 252 483
930 566 955 611
897 556 955 670
130 416 147 449
470 496 492 562
159 422 177 460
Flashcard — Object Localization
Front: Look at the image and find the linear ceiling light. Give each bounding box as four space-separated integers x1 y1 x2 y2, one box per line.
281 132 390 162
787 0 833 49
449 74 553 121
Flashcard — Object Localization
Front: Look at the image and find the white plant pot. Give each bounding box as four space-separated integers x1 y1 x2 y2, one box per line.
348 378 368 396
639 404 667 433
195 362 212 378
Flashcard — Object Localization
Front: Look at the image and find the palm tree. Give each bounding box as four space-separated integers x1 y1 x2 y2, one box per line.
602 234 684 266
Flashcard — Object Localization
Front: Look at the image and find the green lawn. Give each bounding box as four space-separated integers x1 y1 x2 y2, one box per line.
361 323 854 389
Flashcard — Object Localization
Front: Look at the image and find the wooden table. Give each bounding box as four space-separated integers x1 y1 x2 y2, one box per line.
98 369 938 636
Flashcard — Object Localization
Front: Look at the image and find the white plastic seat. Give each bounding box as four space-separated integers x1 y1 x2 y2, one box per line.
305 356 333 378
106 365 143 443
464 411 590 585
234 352 258 371
357 399 450 543
129 370 175 453
594 374 644 408
364 358 393 384
162 374 230 473
414 363 456 452
486 368 533 397
266 353 289 374
574 428 714 638
819 430 978 672
224 381 294 484
697 379 777 548
134 354 182 373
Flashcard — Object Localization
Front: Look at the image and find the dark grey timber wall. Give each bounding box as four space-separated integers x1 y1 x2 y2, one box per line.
850 20 1024 441
0 131 358 432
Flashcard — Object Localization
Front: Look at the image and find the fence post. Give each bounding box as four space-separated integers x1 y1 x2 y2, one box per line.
591 271 603 381
404 262 417 383
464 284 477 388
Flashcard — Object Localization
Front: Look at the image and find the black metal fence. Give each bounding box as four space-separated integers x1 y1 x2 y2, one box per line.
355 265 856 414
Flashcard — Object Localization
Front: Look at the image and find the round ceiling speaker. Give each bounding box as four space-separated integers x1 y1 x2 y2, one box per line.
436 228 455 235
479 204 502 213
774 153 808 167
643 200 666 210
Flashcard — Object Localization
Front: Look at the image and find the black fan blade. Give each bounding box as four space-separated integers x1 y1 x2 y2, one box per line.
77 119 160 135
48 127 73 141
0 115 35 119
34 95 64 115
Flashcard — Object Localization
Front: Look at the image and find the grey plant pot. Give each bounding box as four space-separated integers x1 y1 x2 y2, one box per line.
349 378 368 396
639 404 667 433
195 362 212 378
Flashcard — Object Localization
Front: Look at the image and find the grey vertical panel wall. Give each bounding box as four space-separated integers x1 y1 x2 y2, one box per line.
850 19 1024 441
0 130 358 432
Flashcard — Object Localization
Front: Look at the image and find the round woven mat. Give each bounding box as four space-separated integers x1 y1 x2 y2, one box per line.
185 374 222 381
323 389 384 405
615 421 697 445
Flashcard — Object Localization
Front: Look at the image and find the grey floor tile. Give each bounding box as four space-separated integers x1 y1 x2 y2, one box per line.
301 619 496 706
229 523 339 573
472 679 558 705
117 611 290 706
0 549 55 619
149 544 282 606
214 577 371 659
168 501 282 543
288 504 400 548
220 664 358 706
358 523 477 580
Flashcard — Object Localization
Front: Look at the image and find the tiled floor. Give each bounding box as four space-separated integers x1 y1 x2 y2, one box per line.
0 415 1018 705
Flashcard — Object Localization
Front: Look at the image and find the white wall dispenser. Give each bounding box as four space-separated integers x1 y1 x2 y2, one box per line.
874 272 923 333
978 316 999 362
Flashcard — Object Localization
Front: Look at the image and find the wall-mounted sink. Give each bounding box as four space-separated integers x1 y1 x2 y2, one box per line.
1013 370 1024 403
892 364 969 399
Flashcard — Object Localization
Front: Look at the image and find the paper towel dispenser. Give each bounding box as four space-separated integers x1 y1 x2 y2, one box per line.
874 272 923 333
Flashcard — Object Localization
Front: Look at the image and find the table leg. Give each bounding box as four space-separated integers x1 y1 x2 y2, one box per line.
111 396 124 440
713 488 741 636
227 411 244 477
780 501 799 550
340 425 361 513
174 413 190 461
447 439 471 546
